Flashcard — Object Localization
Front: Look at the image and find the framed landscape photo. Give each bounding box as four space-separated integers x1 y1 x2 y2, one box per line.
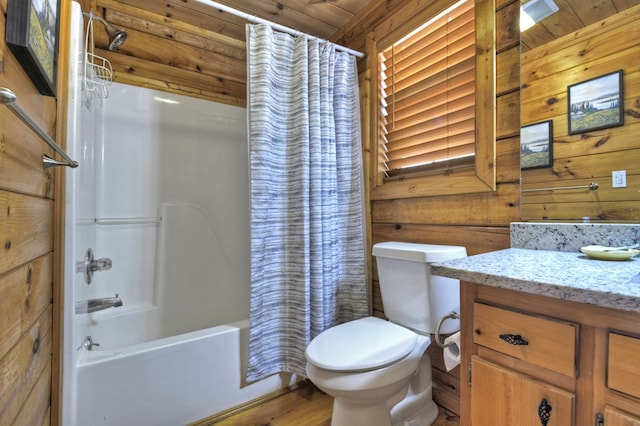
5 0 61 96
568 70 624 135
521 120 553 169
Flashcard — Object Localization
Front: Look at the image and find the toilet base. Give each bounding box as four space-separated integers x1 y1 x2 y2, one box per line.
391 352 439 426
392 400 438 426
331 386 407 426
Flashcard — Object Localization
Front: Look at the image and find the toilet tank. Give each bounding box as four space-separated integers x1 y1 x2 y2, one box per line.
372 242 466 335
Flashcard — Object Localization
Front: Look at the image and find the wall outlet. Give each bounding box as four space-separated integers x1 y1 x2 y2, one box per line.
612 170 626 188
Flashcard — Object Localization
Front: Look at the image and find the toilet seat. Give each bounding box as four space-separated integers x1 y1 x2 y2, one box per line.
305 317 417 372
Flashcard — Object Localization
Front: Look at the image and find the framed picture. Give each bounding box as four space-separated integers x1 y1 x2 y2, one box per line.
568 70 624 135
5 0 61 97
521 120 553 169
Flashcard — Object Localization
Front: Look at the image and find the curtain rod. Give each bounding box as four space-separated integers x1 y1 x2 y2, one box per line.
190 0 365 58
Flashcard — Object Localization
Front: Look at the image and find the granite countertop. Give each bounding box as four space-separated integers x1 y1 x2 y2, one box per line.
431 248 640 313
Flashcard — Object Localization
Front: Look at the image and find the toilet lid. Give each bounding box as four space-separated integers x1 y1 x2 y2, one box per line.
305 317 417 372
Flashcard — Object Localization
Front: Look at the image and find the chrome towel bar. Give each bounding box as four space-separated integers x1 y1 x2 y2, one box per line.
0 87 78 169
521 182 599 193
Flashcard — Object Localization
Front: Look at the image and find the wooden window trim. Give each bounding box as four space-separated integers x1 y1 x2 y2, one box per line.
367 0 496 200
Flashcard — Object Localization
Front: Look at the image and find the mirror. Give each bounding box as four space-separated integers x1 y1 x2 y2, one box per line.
519 0 640 222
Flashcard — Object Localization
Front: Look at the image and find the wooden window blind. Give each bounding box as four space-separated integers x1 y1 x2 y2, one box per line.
378 0 476 180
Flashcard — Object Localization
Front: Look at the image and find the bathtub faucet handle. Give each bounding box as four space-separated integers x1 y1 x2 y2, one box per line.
77 248 113 284
91 257 112 272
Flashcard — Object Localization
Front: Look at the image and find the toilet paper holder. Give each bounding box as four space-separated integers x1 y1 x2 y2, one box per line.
434 311 460 348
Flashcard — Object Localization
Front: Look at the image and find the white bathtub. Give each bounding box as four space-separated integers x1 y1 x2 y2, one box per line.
71 201 298 425
75 314 296 425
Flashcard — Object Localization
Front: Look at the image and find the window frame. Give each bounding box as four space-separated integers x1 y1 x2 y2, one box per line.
367 0 496 200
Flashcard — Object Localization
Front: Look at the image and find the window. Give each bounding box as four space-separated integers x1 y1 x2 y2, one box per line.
379 0 475 179
369 0 495 199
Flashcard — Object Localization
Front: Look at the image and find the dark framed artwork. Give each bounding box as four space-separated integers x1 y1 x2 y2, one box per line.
521 120 553 169
5 0 61 96
568 70 624 135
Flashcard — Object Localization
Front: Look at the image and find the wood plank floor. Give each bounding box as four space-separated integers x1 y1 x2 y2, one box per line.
209 383 460 425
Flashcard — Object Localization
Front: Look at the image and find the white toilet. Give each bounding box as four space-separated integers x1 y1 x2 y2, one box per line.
305 241 466 426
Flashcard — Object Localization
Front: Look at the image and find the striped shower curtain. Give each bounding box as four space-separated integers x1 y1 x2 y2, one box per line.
246 24 368 381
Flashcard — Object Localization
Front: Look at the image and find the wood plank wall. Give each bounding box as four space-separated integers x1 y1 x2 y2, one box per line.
0 0 64 422
337 0 521 414
78 0 248 107
521 3 640 222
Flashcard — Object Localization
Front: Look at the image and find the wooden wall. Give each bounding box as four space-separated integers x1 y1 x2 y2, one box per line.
521 4 640 221
335 0 521 309
77 0 247 107
0 0 68 422
337 0 521 415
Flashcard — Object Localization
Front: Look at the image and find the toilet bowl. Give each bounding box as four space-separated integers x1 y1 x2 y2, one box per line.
305 242 466 426
306 317 437 426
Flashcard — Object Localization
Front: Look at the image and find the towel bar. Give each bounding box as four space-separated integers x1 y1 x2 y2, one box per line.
521 182 598 193
0 87 78 169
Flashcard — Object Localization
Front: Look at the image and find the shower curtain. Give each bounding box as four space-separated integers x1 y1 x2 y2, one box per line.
246 24 368 381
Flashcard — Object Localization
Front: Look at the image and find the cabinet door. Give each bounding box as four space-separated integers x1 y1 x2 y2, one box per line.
471 357 574 425
605 407 640 426
608 333 640 399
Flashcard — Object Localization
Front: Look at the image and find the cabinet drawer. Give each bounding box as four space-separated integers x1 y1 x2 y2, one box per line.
608 332 640 399
473 303 577 377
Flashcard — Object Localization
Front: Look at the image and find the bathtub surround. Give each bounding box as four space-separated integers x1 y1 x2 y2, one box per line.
66 82 299 424
247 24 368 381
63 5 297 424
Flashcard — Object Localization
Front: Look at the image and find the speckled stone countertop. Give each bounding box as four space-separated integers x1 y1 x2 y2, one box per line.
510 222 640 252
431 222 640 313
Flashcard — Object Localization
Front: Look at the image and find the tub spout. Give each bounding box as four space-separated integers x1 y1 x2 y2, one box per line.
76 294 123 314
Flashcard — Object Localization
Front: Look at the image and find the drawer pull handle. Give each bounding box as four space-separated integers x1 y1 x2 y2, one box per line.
538 398 552 425
499 333 529 346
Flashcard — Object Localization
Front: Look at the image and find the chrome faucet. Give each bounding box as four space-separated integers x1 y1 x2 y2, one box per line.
75 294 123 314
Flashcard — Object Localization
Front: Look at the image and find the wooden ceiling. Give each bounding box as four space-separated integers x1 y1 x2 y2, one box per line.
520 0 640 51
90 0 377 44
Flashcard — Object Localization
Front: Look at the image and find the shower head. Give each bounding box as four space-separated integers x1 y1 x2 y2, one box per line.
83 12 128 51
103 22 128 51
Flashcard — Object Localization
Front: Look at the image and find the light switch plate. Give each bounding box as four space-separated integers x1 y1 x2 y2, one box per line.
612 170 626 188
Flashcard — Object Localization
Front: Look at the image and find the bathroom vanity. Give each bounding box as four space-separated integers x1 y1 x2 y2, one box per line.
431 223 640 426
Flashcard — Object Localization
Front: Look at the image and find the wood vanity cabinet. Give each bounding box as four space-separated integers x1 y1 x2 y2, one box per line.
459 282 640 426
